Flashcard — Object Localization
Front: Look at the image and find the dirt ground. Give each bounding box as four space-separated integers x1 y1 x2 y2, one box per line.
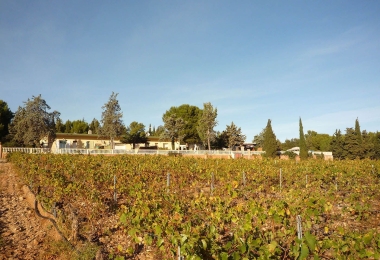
0 162 62 260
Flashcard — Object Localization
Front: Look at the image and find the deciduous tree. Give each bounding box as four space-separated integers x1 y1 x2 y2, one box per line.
197 102 218 150
281 138 299 151
99 92 124 149
9 95 60 147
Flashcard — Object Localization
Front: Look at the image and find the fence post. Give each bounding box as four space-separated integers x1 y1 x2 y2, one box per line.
280 168 282 192
0 142 2 159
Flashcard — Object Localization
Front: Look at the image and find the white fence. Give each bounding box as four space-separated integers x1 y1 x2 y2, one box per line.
2 147 331 157
57 148 265 156
2 147 51 154
2 147 265 157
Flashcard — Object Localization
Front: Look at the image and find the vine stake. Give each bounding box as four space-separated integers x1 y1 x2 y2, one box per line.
167 172 170 193
210 172 214 195
113 175 117 202
297 215 302 240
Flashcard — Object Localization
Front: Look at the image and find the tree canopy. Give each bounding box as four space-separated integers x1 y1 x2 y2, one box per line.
89 118 100 134
9 95 60 147
0 100 13 141
161 114 185 150
99 92 124 148
224 122 246 149
263 119 278 158
330 129 344 160
252 128 266 148
299 118 308 160
162 104 202 144
197 102 218 150
121 121 148 149
343 127 361 160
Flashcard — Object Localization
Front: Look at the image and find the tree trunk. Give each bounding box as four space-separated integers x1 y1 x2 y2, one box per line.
207 128 211 151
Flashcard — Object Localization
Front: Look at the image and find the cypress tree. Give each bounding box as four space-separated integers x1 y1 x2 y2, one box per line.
299 118 308 160
355 118 362 144
263 119 278 158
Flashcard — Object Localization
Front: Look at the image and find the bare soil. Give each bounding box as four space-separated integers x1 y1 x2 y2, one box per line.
0 162 62 260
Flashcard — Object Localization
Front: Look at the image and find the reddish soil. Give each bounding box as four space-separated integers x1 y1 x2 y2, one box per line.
0 162 61 260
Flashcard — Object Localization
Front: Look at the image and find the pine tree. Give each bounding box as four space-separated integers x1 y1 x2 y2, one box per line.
122 121 148 149
343 128 361 160
330 129 344 160
362 130 374 159
224 122 246 149
263 119 278 158
299 118 308 160
89 118 100 134
0 100 13 141
372 132 380 160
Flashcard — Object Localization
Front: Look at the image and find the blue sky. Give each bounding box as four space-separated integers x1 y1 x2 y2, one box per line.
1 1 379 142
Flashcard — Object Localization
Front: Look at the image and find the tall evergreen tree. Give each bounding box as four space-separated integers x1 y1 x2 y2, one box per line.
330 129 344 160
361 130 374 159
197 102 218 150
224 122 246 149
99 92 124 149
64 120 72 133
343 127 361 160
55 118 65 133
355 118 362 144
89 118 100 134
372 132 380 160
263 119 278 158
299 118 308 160
0 100 13 141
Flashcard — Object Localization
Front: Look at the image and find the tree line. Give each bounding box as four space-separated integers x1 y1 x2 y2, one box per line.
0 95 379 159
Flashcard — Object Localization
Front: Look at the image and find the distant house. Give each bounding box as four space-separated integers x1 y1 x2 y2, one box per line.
42 133 179 153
